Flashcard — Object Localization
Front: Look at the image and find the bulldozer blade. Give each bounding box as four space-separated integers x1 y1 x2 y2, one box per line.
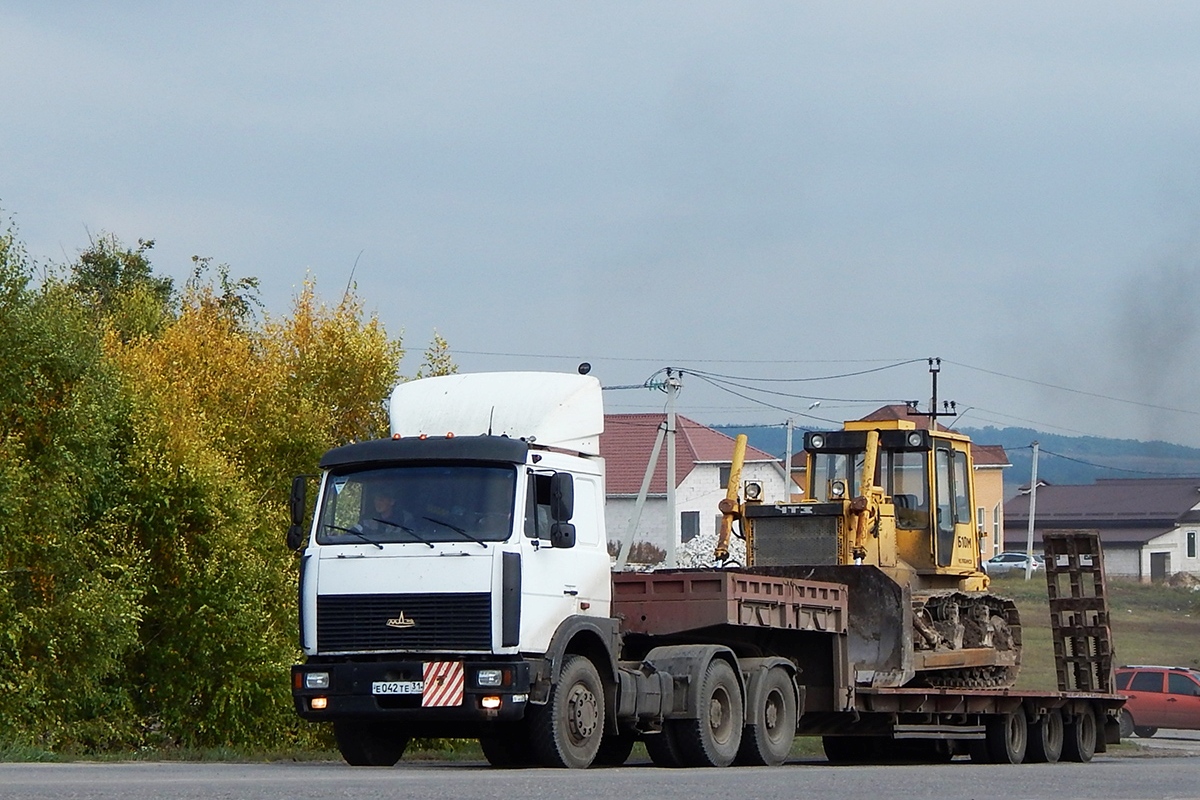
747 565 914 688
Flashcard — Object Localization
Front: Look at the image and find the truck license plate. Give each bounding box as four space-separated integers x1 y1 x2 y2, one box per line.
371 680 424 695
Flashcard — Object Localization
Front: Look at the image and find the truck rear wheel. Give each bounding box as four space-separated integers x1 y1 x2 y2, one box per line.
673 658 744 768
1062 708 1098 762
1026 709 1064 763
333 720 409 767
978 712 1026 764
735 667 796 766
528 654 605 768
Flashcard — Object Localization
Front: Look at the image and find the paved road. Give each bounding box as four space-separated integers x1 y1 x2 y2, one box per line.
1 754 1198 800
1126 728 1200 755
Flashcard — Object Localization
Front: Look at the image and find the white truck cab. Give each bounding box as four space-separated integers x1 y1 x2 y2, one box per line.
290 372 617 765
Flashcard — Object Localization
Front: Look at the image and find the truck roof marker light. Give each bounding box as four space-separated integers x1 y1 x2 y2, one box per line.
446 432 455 438
310 697 328 710
481 696 502 710
392 433 402 440
419 433 428 440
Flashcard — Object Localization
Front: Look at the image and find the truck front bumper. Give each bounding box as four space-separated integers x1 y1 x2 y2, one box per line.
291 657 534 725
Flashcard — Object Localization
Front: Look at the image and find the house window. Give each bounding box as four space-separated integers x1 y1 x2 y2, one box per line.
1189 530 1197 559
993 505 1002 555
719 466 732 489
681 511 700 543
976 507 985 531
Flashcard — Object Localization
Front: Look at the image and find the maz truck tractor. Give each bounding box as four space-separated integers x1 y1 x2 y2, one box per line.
288 371 1122 769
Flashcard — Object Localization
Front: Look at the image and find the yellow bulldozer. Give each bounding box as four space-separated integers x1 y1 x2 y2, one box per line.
717 412 1021 690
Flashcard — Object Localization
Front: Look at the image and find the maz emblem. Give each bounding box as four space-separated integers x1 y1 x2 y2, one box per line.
386 612 416 629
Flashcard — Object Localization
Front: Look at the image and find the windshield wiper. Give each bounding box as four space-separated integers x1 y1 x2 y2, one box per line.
373 518 435 549
422 515 488 548
323 523 384 550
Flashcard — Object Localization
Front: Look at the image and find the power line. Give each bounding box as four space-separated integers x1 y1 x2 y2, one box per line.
684 359 926 383
1038 448 1200 477
947 359 1200 417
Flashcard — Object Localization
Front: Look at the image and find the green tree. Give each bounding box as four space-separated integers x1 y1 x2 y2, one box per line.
0 221 146 750
68 234 174 341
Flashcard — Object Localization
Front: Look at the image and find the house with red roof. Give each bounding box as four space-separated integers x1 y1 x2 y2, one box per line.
600 413 787 561
1004 477 1200 582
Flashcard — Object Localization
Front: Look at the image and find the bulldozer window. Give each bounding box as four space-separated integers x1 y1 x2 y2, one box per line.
951 449 972 525
881 450 929 529
809 452 862 502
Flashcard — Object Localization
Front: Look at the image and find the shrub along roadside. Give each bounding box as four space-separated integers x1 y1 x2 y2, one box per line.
0 221 456 753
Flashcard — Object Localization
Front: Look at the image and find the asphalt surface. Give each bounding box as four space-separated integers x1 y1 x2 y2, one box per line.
1 745 1199 800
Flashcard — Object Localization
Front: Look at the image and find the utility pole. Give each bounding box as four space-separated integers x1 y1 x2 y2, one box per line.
783 418 794 500
1025 441 1039 581
665 369 680 569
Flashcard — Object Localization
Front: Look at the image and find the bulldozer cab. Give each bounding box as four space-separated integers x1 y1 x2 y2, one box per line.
750 419 982 580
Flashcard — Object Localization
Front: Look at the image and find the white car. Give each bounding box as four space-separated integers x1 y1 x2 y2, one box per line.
984 551 1043 576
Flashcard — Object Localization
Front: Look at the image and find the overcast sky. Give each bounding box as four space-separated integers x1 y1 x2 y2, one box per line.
4 3 1200 448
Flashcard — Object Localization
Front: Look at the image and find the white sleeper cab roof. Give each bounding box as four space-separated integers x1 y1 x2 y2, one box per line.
389 371 604 456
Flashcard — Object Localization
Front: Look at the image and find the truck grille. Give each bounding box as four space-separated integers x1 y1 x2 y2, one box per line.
317 593 491 653
751 515 840 566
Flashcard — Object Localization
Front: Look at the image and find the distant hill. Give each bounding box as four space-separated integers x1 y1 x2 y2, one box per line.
712 424 1200 499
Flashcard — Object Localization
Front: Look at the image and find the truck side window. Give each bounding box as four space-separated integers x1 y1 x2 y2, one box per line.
524 473 552 539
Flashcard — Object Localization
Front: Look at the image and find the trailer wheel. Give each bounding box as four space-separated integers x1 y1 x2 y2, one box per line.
528 654 605 768
735 667 796 766
1062 708 1098 763
480 722 534 768
1117 709 1134 740
644 726 684 768
592 731 637 767
333 720 409 767
1026 709 1064 763
981 712 1027 764
673 658 744 767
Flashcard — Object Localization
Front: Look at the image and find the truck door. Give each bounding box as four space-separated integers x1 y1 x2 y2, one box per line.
517 471 606 652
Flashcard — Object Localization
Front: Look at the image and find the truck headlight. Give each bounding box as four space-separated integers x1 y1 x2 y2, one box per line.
476 669 504 687
304 672 331 690
831 480 847 499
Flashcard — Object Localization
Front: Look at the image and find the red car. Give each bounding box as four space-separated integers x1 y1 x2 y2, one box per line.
1115 665 1200 738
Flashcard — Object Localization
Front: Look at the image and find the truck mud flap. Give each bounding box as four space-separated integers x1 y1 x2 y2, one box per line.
747 565 913 688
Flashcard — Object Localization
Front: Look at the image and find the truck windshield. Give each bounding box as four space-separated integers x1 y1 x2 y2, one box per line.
316 464 517 546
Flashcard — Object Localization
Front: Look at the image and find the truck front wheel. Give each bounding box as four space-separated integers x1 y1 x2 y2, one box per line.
673 658 744 767
529 654 605 768
333 720 409 767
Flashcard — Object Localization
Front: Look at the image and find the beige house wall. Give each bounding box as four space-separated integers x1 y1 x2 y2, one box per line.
974 466 1007 557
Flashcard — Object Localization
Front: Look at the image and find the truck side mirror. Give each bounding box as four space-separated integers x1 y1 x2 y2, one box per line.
550 472 574 522
290 476 307 526
287 476 308 551
550 522 576 549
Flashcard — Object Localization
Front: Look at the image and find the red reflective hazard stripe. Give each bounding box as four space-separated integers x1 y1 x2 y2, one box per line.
422 661 464 707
